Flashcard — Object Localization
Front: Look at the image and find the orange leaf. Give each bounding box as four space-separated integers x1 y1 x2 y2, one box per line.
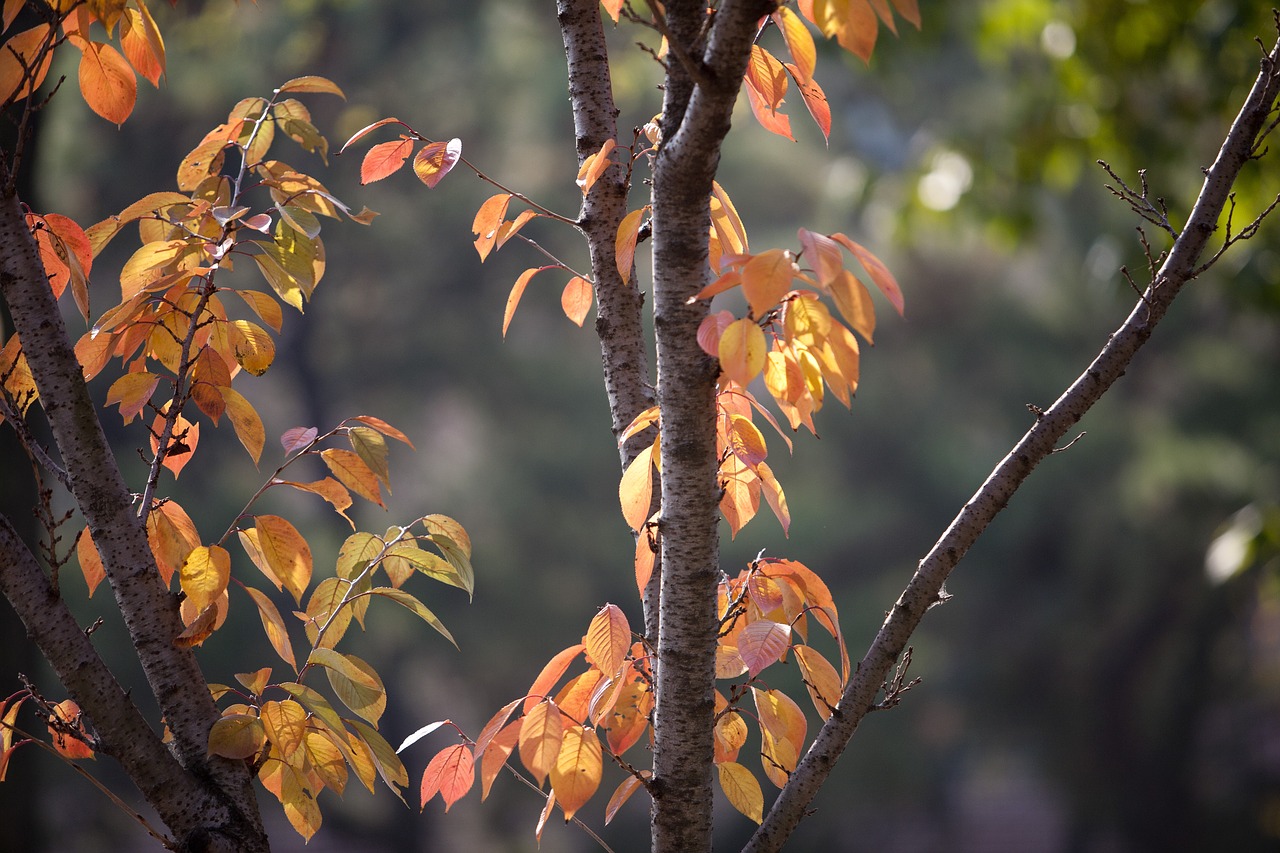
0 25 54 106
412 138 462 188
420 744 474 812
808 0 879 62
76 528 105 597
710 181 749 258
744 75 793 141
560 276 593 327
119 6 165 87
502 266 551 338
745 45 788 114
796 228 843 290
277 75 345 98
738 620 791 676
105 372 159 423
584 604 631 679
618 441 656 531
47 700 94 760
550 726 602 821
794 645 842 719
473 698 522 761
220 386 265 464
615 206 648 284
338 116 406 153
78 41 136 125
827 269 875 343
351 414 415 447
605 774 647 825
741 249 797 317
518 701 563 786
718 318 766 387
472 193 513 261
789 65 831 141
697 310 736 356
576 138 617 196
480 720 520 800
830 232 904 316
634 532 655 598
524 644 584 712
360 137 413 185
261 699 309 762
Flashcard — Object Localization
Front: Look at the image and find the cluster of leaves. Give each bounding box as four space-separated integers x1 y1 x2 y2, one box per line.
335 2 914 838
403 556 847 832
0 27 475 838
0 0 166 126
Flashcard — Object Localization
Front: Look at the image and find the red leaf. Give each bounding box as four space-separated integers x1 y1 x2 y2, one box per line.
360 138 413 185
420 743 474 812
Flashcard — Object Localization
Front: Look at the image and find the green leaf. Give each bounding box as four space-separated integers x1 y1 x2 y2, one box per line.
368 587 457 648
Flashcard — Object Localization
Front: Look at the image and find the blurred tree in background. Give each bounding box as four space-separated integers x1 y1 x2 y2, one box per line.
5 0 1280 850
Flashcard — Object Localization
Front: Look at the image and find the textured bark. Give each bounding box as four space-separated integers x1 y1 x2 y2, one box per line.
0 158 268 851
745 35 1280 853
646 3 776 852
557 0 662 635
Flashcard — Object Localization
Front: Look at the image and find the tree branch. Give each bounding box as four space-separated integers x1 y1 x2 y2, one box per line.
746 30 1280 853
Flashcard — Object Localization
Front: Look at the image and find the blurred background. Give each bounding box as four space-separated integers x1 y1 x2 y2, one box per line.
3 1 1280 850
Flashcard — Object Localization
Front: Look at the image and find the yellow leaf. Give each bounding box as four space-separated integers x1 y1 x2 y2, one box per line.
261 699 309 763
208 714 266 760
321 448 384 507
104 372 158 424
745 45 788 114
309 649 387 725
717 761 763 823
718 318 766 387
809 0 879 63
276 75 345 98
584 603 631 680
220 386 265 463
502 266 550 338
518 701 563 786
550 726 602 822
618 441 655 531
245 586 298 672
773 6 817 81
412 138 462 188
180 545 230 614
615 206 648 284
254 515 312 605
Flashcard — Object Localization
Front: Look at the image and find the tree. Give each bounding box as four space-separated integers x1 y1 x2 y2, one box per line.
3 2 1280 853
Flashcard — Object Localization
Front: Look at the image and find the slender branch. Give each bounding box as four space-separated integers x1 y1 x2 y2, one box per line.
746 30 1280 853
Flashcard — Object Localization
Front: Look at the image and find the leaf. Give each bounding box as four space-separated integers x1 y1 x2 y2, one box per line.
549 725 602 821
244 586 298 672
472 193 513 261
576 138 617 196
348 425 390 488
322 448 384 507
502 266 552 337
385 543 465 593
718 318 767 387
827 269 875 343
830 232 904 316
744 75 794 141
351 414 415 447
309 648 387 725
774 6 817 81
745 45 788 114
0 25 54 106
260 699 309 763
253 515 313 605
412 138 462 188
220 386 265 464
78 41 136 125
208 714 266 760
277 75 345 98
808 0 879 63
76 529 106 597
119 6 165 87
718 761 764 823
420 743 474 811
618 441 656 531
280 426 318 454
727 414 768 468
180 545 230 614
741 249 797 318
794 645 843 719
789 65 832 141
605 773 647 825
560 276 593 327
524 644 584 712
738 620 791 677
517 700 563 786
584 604 631 679
360 137 414 184
338 117 407 153
480 719 521 800
697 310 736 356
47 700 94 760
105 372 159 423
615 207 648 285
396 720 450 754
367 587 457 648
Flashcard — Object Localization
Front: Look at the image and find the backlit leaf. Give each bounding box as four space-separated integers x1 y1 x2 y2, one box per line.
502 266 550 337
744 76 794 141
119 6 164 86
352 414 415 447
420 743 474 812
789 66 831 141
368 587 457 648
718 318 766 387
561 276 592 327
348 426 390 487
180 545 230 614
738 620 791 677
244 586 298 672
260 699 309 762
47 700 94 760
718 761 763 823
773 6 816 81
412 138 462 188
618 441 655 531
280 426 318 454
605 774 647 825
396 720 449 755
79 41 136 125
220 386 265 464
0 25 54 106
741 249 797 317
472 193 513 261
254 515 312 605
584 603 631 680
524 645 584 712
576 138 617 196
277 75 345 98
309 648 387 725
808 0 878 62
322 448 384 507
105 372 158 423
76 529 106 597
550 726 602 821
518 701 563 786
794 645 842 719
480 720 520 800
831 232 904 316
360 137 413 185
745 45 788 114
347 717 409 798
